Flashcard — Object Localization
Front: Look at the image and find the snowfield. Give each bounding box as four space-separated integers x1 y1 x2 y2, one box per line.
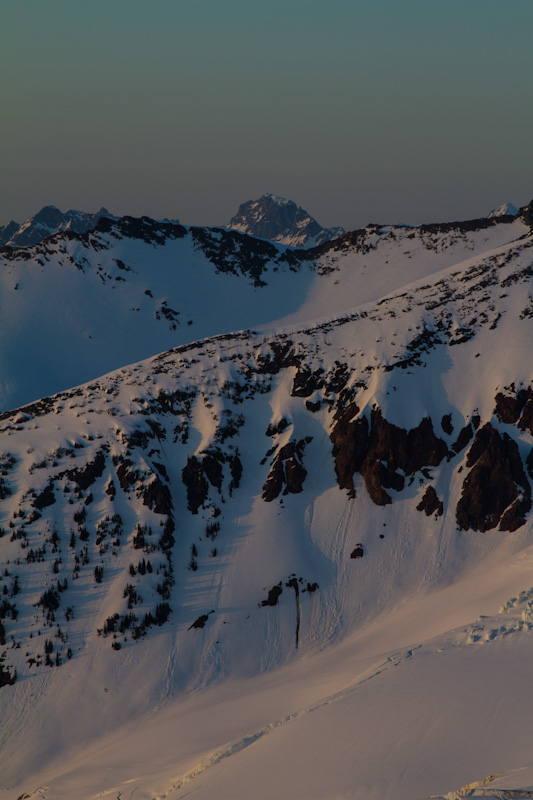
1 205 533 800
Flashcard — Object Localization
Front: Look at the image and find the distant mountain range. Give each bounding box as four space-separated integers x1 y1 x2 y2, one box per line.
1 195 521 251
0 205 116 247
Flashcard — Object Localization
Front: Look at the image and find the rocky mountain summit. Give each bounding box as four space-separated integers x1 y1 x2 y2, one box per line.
225 192 345 247
0 205 115 247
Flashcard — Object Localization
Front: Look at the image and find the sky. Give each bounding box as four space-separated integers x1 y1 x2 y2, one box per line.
2 0 532 230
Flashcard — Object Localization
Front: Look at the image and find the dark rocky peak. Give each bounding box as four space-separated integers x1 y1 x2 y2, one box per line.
0 219 19 246
225 193 345 248
33 205 66 227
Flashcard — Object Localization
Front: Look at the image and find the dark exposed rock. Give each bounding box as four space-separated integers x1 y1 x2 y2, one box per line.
291 366 325 398
286 577 301 648
261 584 283 606
518 402 533 436
361 459 403 506
494 387 533 436
499 498 531 533
142 476 173 516
153 387 197 415
228 452 243 492
350 544 364 558
494 389 533 425
521 198 533 228
262 438 311 501
418 216 514 236
363 410 447 476
330 404 369 497
441 414 453 435
375 412 448 475
456 423 531 532
34 481 56 510
266 417 290 437
361 411 447 505
325 362 350 396
202 451 224 491
451 423 474 455
306 399 322 412
416 485 444 517
124 428 154 449
331 406 448 505
188 610 214 630
65 449 106 491
152 462 169 481
191 226 282 287
182 456 209 515
256 340 300 375
182 448 236 512
95 215 187 245
384 327 443 371
0 664 16 689
115 458 138 492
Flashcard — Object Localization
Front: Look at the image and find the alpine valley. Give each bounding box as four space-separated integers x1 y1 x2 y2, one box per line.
2 196 533 800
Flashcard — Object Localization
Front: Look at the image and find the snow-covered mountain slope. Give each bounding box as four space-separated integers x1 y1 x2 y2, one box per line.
225 192 346 246
0 205 115 248
2 211 533 799
0 212 528 413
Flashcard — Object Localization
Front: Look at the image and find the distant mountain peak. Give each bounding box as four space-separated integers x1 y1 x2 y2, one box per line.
226 194 345 248
488 202 519 218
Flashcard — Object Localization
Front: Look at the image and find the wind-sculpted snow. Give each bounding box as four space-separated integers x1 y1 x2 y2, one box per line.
1 211 533 800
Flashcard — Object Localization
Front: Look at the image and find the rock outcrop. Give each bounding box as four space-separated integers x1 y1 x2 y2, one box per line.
456 423 531 532
262 438 312 501
330 405 448 505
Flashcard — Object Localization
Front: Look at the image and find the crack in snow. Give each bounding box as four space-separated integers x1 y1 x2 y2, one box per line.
156 648 419 799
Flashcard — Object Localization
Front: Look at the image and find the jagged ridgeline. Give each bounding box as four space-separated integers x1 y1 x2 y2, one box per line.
1 210 533 689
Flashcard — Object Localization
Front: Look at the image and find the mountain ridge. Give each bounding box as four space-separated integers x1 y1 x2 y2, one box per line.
0 209 528 413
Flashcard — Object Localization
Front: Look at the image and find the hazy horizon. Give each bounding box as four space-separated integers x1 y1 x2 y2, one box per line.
2 0 532 230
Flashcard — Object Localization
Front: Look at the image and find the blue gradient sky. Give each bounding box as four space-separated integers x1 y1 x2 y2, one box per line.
2 0 532 229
